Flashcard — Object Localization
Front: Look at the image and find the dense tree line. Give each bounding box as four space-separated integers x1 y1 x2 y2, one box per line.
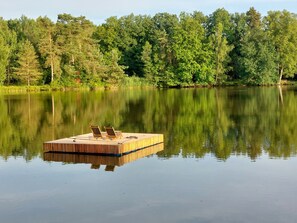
0 8 297 87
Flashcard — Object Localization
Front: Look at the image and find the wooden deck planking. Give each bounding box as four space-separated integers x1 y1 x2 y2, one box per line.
43 132 164 155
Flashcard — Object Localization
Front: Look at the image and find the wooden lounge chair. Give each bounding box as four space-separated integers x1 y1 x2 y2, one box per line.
90 125 105 139
105 165 115 171
104 126 123 139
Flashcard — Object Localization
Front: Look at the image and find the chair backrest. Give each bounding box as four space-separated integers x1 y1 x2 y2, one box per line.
105 126 117 138
105 165 115 171
90 125 102 138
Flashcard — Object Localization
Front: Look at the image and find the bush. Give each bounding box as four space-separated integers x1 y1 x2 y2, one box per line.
120 76 151 87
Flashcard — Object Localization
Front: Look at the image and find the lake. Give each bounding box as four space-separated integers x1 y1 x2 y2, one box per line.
1 86 297 223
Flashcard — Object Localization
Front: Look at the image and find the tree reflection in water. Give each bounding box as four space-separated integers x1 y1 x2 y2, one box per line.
0 86 297 161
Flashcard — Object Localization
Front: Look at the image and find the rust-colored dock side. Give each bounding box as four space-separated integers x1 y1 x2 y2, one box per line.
43 143 164 168
43 132 164 155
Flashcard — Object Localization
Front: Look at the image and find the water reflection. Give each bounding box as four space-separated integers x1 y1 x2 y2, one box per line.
43 143 164 171
1 86 297 161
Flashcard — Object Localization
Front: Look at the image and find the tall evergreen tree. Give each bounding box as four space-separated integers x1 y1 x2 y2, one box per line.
14 40 41 86
141 41 154 82
36 17 61 83
102 49 125 85
56 14 105 84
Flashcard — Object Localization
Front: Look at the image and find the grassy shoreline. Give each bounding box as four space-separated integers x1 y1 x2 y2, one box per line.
0 85 91 93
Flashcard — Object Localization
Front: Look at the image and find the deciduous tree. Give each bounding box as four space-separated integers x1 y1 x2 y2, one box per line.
265 10 297 84
240 8 278 84
210 23 233 84
0 19 17 85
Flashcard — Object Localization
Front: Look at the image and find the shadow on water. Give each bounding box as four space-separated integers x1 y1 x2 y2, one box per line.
1 86 297 161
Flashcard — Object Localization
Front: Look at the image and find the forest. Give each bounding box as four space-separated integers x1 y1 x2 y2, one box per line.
0 7 297 87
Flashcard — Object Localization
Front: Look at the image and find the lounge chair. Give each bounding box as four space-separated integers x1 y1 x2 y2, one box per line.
104 126 123 139
105 165 115 171
90 125 105 139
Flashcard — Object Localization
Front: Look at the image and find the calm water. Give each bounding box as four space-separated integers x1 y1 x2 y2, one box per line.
1 87 297 223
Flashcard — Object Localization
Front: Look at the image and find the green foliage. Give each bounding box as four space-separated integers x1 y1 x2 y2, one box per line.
173 12 213 85
207 8 233 40
0 19 17 85
102 49 126 86
229 13 248 79
141 41 154 82
148 13 179 87
0 28 10 85
239 8 278 85
210 23 233 84
120 76 149 87
14 40 42 86
36 16 61 83
265 10 297 83
206 9 234 84
0 9 297 87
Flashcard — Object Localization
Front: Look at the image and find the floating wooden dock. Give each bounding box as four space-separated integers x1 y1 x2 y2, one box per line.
43 132 164 155
43 143 164 171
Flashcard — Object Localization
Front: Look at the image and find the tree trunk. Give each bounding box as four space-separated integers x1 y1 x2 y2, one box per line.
278 67 283 85
49 37 54 83
278 85 283 105
28 93 31 122
52 94 55 140
215 55 219 84
27 70 30 86
51 58 54 83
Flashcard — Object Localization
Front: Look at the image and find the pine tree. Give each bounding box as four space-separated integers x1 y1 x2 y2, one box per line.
141 41 154 82
14 40 41 86
102 49 125 85
56 14 105 83
37 17 61 83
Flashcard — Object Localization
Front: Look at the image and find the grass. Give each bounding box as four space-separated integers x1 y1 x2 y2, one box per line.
0 85 91 93
0 85 50 93
1 79 296 93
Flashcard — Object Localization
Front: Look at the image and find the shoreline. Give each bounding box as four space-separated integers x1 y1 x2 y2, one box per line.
0 81 296 93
